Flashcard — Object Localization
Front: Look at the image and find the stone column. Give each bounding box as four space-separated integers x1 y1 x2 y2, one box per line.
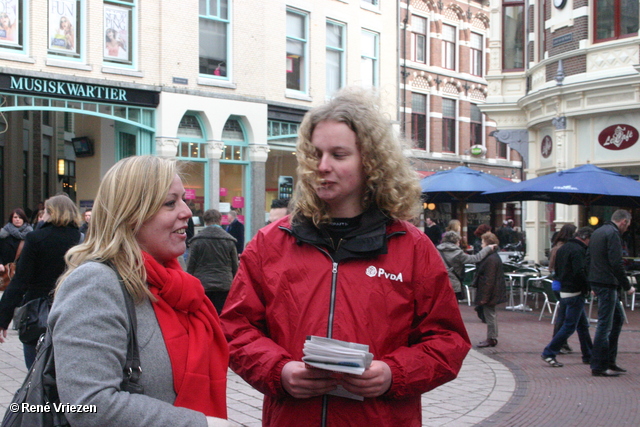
248 144 269 239
207 141 224 210
155 137 179 158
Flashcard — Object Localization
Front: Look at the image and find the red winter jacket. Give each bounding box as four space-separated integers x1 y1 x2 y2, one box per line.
220 211 471 427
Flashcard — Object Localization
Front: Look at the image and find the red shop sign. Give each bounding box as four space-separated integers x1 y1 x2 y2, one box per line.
598 124 639 150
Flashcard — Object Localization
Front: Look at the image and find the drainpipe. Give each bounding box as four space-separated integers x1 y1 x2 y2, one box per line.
400 0 410 135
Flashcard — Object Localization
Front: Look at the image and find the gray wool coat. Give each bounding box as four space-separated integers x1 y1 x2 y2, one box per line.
48 262 208 427
437 242 494 293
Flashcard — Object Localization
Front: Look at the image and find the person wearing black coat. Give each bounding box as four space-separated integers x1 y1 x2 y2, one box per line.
0 208 33 265
225 210 244 255
0 195 82 368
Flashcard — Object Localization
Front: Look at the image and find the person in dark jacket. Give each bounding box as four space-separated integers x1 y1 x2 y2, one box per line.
587 209 636 377
541 227 593 367
220 87 470 427
473 232 507 348
0 208 33 266
187 209 238 314
225 210 244 255
0 194 82 368
424 216 441 246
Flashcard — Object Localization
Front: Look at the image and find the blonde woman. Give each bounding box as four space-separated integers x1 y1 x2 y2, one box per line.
221 87 471 427
0 195 81 368
49 156 233 426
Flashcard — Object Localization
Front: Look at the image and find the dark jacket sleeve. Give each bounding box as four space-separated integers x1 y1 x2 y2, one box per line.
608 231 631 290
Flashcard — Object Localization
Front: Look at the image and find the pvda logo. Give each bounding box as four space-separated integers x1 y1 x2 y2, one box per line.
366 266 403 282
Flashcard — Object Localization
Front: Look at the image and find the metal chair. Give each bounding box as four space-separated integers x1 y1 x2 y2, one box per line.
462 265 476 307
538 278 559 323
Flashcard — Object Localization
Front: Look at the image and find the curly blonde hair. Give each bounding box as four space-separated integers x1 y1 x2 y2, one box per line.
57 156 181 303
291 87 421 225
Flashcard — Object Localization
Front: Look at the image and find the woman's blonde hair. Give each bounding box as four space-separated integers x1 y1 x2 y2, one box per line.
57 155 180 303
291 87 421 225
45 194 81 227
446 219 461 234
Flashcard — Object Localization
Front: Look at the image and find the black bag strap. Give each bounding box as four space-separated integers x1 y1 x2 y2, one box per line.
108 264 143 394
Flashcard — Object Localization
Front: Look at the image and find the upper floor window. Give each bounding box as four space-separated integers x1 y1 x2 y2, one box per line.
503 1 524 71
0 0 26 52
48 0 82 59
442 24 456 70
411 93 427 150
470 32 483 76
413 16 427 63
104 0 135 65
470 104 483 146
594 0 639 42
361 0 379 9
286 9 308 93
442 98 456 153
361 29 379 87
199 0 229 77
326 21 345 96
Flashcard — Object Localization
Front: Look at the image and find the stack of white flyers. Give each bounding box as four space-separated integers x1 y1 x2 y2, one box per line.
302 336 373 375
302 336 374 401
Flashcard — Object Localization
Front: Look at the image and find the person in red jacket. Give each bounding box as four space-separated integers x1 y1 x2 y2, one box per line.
220 87 471 427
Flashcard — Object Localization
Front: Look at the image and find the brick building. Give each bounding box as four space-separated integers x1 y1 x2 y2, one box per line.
399 0 522 242
483 0 640 260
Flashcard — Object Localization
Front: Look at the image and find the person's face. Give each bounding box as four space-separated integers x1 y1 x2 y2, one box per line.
84 211 92 223
136 175 192 265
106 30 115 41
60 18 68 29
311 120 366 218
620 218 631 233
1 15 8 26
11 214 24 227
426 218 434 226
481 239 488 248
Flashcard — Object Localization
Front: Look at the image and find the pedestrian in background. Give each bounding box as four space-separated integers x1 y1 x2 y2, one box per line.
473 232 507 348
221 87 470 427
188 209 238 314
437 230 497 301
50 156 233 426
541 226 593 367
225 210 244 255
424 216 441 246
587 209 636 377
0 208 32 267
0 195 81 368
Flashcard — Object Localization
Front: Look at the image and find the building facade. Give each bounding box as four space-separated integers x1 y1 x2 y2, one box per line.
0 0 399 243
483 0 640 260
399 0 522 243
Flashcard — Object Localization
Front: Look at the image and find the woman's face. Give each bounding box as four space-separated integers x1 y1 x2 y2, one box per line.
11 214 24 227
311 120 367 218
135 175 192 265
60 17 69 30
106 30 115 41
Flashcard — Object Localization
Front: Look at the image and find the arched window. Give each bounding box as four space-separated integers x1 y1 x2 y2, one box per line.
178 113 206 159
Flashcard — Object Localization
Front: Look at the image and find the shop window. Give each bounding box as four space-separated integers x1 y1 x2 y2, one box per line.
594 0 639 42
361 29 379 87
48 0 82 59
103 0 136 65
118 132 136 158
413 16 427 64
442 24 456 71
0 0 26 53
411 93 427 150
268 120 299 142
199 0 229 77
502 1 524 71
470 104 483 146
442 98 456 153
178 113 207 159
470 32 483 77
286 9 307 93
326 20 345 96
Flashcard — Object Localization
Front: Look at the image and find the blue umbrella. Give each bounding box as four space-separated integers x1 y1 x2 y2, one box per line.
420 166 514 203
482 164 640 207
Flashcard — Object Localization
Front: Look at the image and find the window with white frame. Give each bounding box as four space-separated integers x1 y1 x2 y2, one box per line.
442 24 456 70
470 32 483 76
48 0 82 58
361 30 378 87
470 104 483 146
411 93 428 150
442 98 456 153
287 9 308 92
503 1 524 71
413 16 427 63
104 0 135 65
361 0 379 8
326 21 345 96
0 0 26 53
199 0 229 77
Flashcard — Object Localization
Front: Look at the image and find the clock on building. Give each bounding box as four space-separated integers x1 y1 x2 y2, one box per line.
554 0 567 9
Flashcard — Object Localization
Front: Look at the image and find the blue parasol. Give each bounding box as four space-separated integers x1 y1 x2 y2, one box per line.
420 166 514 203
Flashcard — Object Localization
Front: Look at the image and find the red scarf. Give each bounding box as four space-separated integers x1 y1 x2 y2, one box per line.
143 252 229 418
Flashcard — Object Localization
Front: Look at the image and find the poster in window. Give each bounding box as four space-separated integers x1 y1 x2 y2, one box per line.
48 0 77 53
0 0 19 46
104 4 129 61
